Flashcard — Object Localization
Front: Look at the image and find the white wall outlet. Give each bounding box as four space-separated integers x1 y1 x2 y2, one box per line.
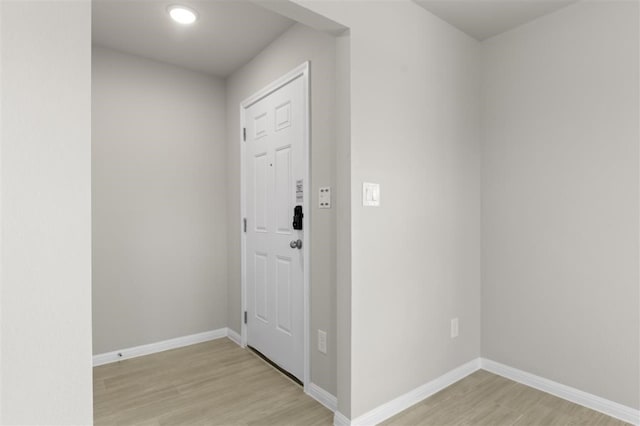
319 187 331 209
363 182 380 206
318 330 327 354
451 318 459 339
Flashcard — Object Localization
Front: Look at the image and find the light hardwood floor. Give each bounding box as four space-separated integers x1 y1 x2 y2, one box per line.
94 338 331 425
94 339 629 425
382 370 628 426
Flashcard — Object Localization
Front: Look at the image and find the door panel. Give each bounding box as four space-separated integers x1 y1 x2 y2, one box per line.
275 146 292 234
275 256 292 334
245 75 305 381
254 153 268 232
254 252 268 323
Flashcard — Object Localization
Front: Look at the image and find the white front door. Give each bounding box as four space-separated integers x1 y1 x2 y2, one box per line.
243 70 306 381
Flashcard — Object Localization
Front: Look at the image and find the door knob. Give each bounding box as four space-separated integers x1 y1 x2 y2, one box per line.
289 239 302 249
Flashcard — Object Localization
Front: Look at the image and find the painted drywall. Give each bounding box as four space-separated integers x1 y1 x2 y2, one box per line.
278 1 482 418
0 1 93 423
92 46 228 354
226 23 337 395
0 0 4 418
481 0 639 409
334 30 352 416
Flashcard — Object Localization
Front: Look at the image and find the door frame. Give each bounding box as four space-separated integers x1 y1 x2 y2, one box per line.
239 61 310 390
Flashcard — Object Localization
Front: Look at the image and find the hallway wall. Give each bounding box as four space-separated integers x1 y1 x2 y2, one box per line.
481 0 640 409
92 46 228 354
276 1 482 418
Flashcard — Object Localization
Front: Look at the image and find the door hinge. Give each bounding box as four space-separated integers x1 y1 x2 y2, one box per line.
244 311 248 324
243 218 247 233
243 127 246 142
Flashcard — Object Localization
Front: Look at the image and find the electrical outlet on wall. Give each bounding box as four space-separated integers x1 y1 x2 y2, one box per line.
318 330 327 354
451 318 459 338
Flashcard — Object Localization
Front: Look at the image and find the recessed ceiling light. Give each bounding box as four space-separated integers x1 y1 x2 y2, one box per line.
168 5 197 25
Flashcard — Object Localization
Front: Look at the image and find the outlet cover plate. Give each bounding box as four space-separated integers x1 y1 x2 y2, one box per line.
318 330 327 354
451 318 459 338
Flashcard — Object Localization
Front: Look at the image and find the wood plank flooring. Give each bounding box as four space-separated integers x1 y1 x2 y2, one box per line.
93 338 331 425
94 339 629 425
382 370 629 426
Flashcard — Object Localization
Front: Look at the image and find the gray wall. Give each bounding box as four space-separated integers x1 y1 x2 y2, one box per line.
335 29 352 416
481 1 639 409
92 46 228 354
0 1 93 422
281 1 482 418
226 23 337 395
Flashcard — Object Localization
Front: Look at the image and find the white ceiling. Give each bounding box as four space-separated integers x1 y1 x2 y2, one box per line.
413 0 577 41
93 0 578 75
92 0 295 77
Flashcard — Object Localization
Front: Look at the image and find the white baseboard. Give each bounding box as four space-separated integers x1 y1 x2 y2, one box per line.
334 411 351 426
227 328 242 346
307 382 338 412
93 328 228 366
335 358 481 426
481 358 640 426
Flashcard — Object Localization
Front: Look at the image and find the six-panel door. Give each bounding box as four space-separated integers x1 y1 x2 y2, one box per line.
245 76 304 381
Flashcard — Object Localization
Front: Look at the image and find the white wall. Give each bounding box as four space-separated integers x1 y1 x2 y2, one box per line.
226 22 338 395
0 1 93 423
280 1 482 418
481 0 639 409
92 46 228 354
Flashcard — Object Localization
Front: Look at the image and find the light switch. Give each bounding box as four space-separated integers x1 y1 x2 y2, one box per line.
319 187 331 209
363 182 380 206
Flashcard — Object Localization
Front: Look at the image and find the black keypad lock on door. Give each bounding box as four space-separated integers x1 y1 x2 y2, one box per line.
292 205 303 230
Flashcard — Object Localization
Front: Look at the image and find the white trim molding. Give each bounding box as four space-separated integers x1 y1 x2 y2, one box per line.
307 383 337 412
227 328 242 347
333 411 351 426
481 358 640 426
334 358 481 426
93 328 229 366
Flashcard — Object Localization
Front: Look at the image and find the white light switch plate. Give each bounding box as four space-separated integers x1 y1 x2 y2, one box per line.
363 182 380 206
319 187 331 209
